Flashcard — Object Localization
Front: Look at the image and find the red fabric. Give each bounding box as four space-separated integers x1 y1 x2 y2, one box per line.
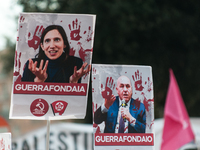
161 69 195 150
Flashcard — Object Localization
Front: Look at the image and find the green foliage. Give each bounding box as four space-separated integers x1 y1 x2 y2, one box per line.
0 38 15 74
14 0 200 122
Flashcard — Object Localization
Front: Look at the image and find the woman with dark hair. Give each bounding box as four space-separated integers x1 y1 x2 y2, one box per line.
21 25 90 83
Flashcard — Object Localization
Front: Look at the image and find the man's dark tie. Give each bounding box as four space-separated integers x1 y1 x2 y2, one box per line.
118 115 125 133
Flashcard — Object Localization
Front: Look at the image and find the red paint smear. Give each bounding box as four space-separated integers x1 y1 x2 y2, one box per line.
93 124 101 133
93 67 96 74
143 98 154 112
14 75 21 82
150 122 154 129
92 102 95 114
146 120 154 130
78 44 93 62
86 26 93 42
15 51 17 67
147 77 153 92
18 52 21 68
69 47 76 56
124 126 128 132
139 110 144 118
20 16 25 22
83 72 89 79
132 98 141 110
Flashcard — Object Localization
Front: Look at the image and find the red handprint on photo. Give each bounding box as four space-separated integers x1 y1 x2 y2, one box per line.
84 26 93 42
28 25 44 50
77 42 92 62
68 18 82 41
101 77 115 100
132 70 144 91
141 92 154 112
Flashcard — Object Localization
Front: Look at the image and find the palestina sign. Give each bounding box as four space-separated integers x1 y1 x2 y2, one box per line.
12 123 93 150
9 13 96 120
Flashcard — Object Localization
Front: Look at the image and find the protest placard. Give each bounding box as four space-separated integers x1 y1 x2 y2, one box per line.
92 64 154 150
9 13 96 120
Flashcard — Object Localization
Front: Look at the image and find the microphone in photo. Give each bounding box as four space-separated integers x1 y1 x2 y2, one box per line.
121 99 127 122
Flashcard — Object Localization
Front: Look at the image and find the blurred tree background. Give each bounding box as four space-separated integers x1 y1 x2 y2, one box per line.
2 0 200 123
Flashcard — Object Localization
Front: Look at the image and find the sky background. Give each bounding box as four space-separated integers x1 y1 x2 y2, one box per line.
0 0 22 50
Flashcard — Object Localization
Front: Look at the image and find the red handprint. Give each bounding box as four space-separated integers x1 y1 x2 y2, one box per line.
77 42 92 62
84 26 93 42
141 92 154 112
101 77 115 100
68 18 82 41
132 70 144 91
28 25 44 50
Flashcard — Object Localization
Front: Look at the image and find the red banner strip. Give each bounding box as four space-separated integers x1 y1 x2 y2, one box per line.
95 133 154 146
13 82 87 96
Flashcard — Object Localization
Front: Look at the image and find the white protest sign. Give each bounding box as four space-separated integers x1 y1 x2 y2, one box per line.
9 13 96 120
0 133 11 150
92 64 154 150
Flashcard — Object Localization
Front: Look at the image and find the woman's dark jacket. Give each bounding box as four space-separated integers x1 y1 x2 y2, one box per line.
21 55 83 83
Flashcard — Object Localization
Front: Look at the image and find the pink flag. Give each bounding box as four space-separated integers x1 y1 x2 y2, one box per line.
161 69 195 150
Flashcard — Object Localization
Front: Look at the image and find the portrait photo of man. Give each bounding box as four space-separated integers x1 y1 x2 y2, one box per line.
94 75 146 133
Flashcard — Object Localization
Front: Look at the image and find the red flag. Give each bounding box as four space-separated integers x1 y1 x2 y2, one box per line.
161 69 195 150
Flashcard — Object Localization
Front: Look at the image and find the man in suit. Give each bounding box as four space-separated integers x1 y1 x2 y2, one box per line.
94 75 146 133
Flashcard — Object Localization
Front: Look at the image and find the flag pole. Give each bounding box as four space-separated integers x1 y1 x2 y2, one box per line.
46 119 50 150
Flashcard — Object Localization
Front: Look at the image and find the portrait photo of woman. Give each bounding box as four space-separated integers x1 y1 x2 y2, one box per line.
21 25 91 83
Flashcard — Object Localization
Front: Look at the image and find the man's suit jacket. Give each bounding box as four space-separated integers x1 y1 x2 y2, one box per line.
94 96 146 133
